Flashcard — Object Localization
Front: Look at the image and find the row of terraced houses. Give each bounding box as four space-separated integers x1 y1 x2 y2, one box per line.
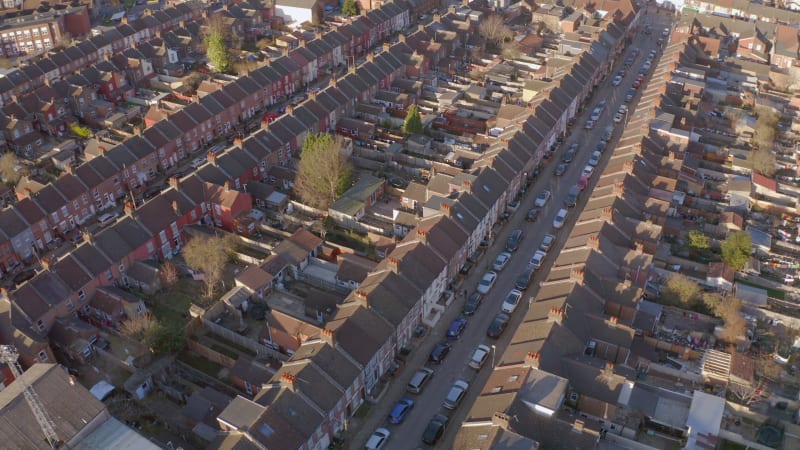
0 0 413 271
1 1 643 449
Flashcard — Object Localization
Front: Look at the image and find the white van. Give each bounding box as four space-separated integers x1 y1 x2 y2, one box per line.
97 212 117 227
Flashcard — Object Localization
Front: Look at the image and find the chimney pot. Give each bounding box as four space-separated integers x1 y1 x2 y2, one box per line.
570 268 584 285
524 351 541 369
280 372 296 392
388 257 399 273
320 328 335 346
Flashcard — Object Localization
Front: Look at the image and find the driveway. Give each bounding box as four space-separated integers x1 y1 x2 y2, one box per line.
350 11 671 450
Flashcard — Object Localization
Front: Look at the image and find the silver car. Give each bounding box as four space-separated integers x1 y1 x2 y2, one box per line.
443 380 469 410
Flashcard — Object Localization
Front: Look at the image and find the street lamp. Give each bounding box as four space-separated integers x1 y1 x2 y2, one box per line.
491 345 496 369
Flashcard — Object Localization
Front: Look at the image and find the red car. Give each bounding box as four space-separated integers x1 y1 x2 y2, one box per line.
577 177 589 191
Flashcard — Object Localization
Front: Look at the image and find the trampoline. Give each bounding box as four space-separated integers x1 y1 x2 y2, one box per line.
756 422 784 448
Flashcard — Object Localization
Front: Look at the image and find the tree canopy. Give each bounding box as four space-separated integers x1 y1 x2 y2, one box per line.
342 0 359 16
721 231 752 271
294 133 353 210
403 105 423 135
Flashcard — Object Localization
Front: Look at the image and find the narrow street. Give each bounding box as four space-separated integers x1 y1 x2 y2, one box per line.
350 9 671 449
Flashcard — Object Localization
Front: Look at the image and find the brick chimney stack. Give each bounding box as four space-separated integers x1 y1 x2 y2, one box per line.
608 316 618 326
524 351 541 369
124 201 135 218
601 207 613 222
547 307 565 324
440 203 452 217
416 229 428 243
172 200 180 216
570 268 584 285
387 257 399 273
280 372 297 392
169 177 180 190
587 234 600 250
491 412 510 430
355 290 369 307
41 257 51 271
320 328 335 346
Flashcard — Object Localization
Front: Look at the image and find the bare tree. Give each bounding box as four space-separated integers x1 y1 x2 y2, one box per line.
120 312 159 348
728 379 765 406
294 133 353 210
479 14 513 52
753 106 779 151
159 260 180 289
717 298 746 344
662 273 701 307
756 352 782 381
0 152 20 184
183 234 236 299
750 149 777 177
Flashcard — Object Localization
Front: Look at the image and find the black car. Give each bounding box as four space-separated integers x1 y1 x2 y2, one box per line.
554 163 567 176
459 260 474 275
526 208 540 222
422 413 449 445
429 341 452 363
563 149 576 163
462 292 483 315
12 269 36 285
487 313 510 338
514 267 535 291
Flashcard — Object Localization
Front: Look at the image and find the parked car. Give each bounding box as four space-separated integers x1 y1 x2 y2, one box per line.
540 234 555 252
613 112 623 123
365 428 391 450
421 414 448 445
584 119 595 129
618 105 628 115
535 190 551 207
443 380 470 410
588 151 601 167
477 271 497 294
388 398 415 424
515 267 535 290
463 292 483 315
487 313 510 338
501 289 523 314
612 75 622 86
662 27 670 37
506 229 523 252
577 177 589 191
530 250 547 269
429 341 452 364
492 252 512 272
469 344 492 370
581 165 594 178
526 207 540 222
565 185 581 207
563 148 576 163
406 368 435 394
553 209 568 229
446 316 468 339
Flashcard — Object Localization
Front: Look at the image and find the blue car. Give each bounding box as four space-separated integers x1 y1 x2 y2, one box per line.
388 397 414 424
447 316 468 339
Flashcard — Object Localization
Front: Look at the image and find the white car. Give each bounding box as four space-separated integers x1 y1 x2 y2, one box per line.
612 75 622 86
501 289 523 314
584 119 595 129
642 61 651 71
477 271 497 294
618 105 628 114
662 27 670 37
613 112 623 123
530 250 547 269
365 428 391 450
588 151 601 167
469 345 491 370
492 252 512 272
540 234 555 252
534 190 551 207
581 165 594 178
553 209 568 229
443 380 470 410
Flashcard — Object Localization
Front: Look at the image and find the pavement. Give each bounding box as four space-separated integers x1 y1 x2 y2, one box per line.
349 10 671 449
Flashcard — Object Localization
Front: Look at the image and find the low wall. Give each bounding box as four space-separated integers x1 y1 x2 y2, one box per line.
186 338 236 368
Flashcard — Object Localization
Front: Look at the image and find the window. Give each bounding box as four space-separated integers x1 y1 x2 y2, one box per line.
119 263 125 273
38 351 48 362
73 200 79 210
36 319 45 332
82 194 88 204
146 241 155 253
78 289 86 300
190 210 197 220
66 299 74 311
51 211 59 222
106 270 113 280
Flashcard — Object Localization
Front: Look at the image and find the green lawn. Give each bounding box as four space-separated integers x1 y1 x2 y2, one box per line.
147 278 201 327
